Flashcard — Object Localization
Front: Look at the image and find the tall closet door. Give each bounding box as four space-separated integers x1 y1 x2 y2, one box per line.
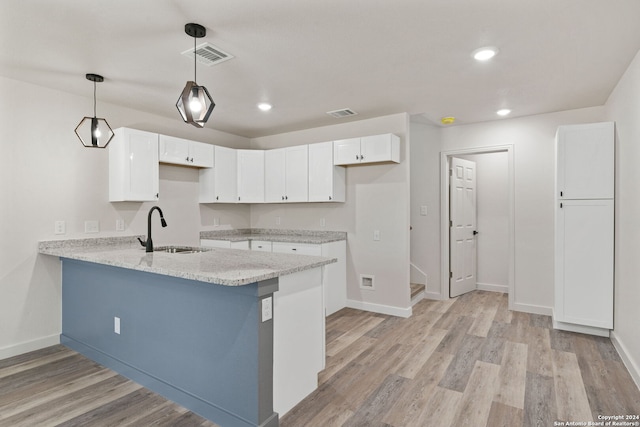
555 199 614 329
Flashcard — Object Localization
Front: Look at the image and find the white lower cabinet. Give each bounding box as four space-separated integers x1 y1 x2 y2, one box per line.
200 239 250 250
250 240 272 252
272 242 322 256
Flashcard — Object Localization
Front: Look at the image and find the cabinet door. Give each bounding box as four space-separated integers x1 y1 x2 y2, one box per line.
265 149 286 202
309 141 345 202
361 133 400 164
213 146 237 202
159 135 190 165
284 145 309 202
555 199 613 328
237 150 265 203
251 240 273 252
557 122 614 199
189 141 214 168
109 128 159 202
333 138 361 165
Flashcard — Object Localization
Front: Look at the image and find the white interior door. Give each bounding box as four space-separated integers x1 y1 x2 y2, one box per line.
450 157 477 297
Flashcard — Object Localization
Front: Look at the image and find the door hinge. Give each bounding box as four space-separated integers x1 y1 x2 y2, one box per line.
449 169 453 176
450 220 453 227
449 271 453 278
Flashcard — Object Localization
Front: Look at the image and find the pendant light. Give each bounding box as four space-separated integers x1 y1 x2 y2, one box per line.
74 73 114 148
176 23 215 128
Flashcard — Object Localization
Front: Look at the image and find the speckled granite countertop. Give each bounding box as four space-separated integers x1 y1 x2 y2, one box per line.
200 228 347 244
38 236 336 286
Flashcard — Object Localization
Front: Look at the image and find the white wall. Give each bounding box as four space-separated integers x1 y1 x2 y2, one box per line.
605 49 640 386
409 120 441 295
0 76 251 359
251 113 412 316
459 152 509 292
410 106 606 313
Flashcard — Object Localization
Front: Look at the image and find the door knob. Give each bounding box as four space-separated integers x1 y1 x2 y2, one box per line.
473 230 479 235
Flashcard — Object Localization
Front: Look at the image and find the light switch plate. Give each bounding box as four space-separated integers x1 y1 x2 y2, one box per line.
114 317 121 334
420 205 428 216
115 219 125 231
373 230 380 241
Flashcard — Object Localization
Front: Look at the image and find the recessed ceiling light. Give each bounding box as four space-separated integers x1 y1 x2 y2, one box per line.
472 47 499 61
257 103 272 111
497 109 511 116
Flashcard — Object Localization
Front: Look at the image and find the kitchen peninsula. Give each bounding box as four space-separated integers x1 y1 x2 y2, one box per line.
39 236 336 427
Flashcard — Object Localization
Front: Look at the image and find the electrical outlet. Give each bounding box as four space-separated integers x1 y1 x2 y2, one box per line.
261 297 273 322
420 205 428 216
115 219 125 231
275 217 281 226
373 230 380 241
54 220 66 235
320 218 326 227
214 217 220 226
84 220 99 233
114 317 121 334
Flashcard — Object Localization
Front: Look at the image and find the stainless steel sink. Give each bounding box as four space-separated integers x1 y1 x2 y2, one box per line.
154 246 211 254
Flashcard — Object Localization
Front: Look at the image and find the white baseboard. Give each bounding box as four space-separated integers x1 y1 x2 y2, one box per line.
511 302 553 316
0 334 60 361
477 282 508 293
346 299 412 318
411 291 425 306
424 290 445 300
611 331 640 391
552 319 610 337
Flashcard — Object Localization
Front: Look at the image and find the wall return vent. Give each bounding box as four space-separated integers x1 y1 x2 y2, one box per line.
181 42 234 67
327 108 358 119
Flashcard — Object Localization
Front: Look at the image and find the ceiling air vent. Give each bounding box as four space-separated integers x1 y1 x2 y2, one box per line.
327 108 358 119
181 42 234 67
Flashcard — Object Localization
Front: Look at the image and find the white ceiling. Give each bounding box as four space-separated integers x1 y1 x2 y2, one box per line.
2 1 640 138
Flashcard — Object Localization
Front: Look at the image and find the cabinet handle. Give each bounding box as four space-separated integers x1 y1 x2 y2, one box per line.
361 155 364 160
560 202 563 208
156 193 159 199
329 196 332 200
216 196 219 201
186 156 189 162
560 191 563 197
285 195 288 200
238 197 241 201
292 248 297 251
190 157 194 162
282 196 285 200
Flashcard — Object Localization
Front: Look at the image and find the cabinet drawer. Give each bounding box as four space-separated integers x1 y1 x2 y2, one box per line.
272 242 322 256
251 240 273 252
200 239 249 249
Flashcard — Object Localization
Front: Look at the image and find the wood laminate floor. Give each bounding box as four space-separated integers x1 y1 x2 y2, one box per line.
0 291 638 426
282 291 640 427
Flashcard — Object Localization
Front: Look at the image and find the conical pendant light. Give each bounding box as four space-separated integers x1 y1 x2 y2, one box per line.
74 73 114 148
176 23 215 128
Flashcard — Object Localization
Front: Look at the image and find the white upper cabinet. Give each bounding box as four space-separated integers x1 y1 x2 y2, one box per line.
237 150 265 203
333 133 400 165
199 146 237 203
109 128 159 202
159 135 213 168
308 141 345 202
265 146 309 203
556 122 614 200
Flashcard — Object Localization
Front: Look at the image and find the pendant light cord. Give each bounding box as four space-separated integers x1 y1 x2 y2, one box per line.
193 36 197 83
93 80 97 117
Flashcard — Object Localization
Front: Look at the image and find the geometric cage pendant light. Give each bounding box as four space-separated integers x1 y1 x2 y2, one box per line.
176 23 215 128
74 73 114 148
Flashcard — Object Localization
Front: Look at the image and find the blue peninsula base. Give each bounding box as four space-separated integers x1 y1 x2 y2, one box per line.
60 259 279 427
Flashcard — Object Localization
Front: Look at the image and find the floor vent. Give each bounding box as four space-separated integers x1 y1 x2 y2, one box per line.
181 43 234 67
360 274 375 290
327 108 358 119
